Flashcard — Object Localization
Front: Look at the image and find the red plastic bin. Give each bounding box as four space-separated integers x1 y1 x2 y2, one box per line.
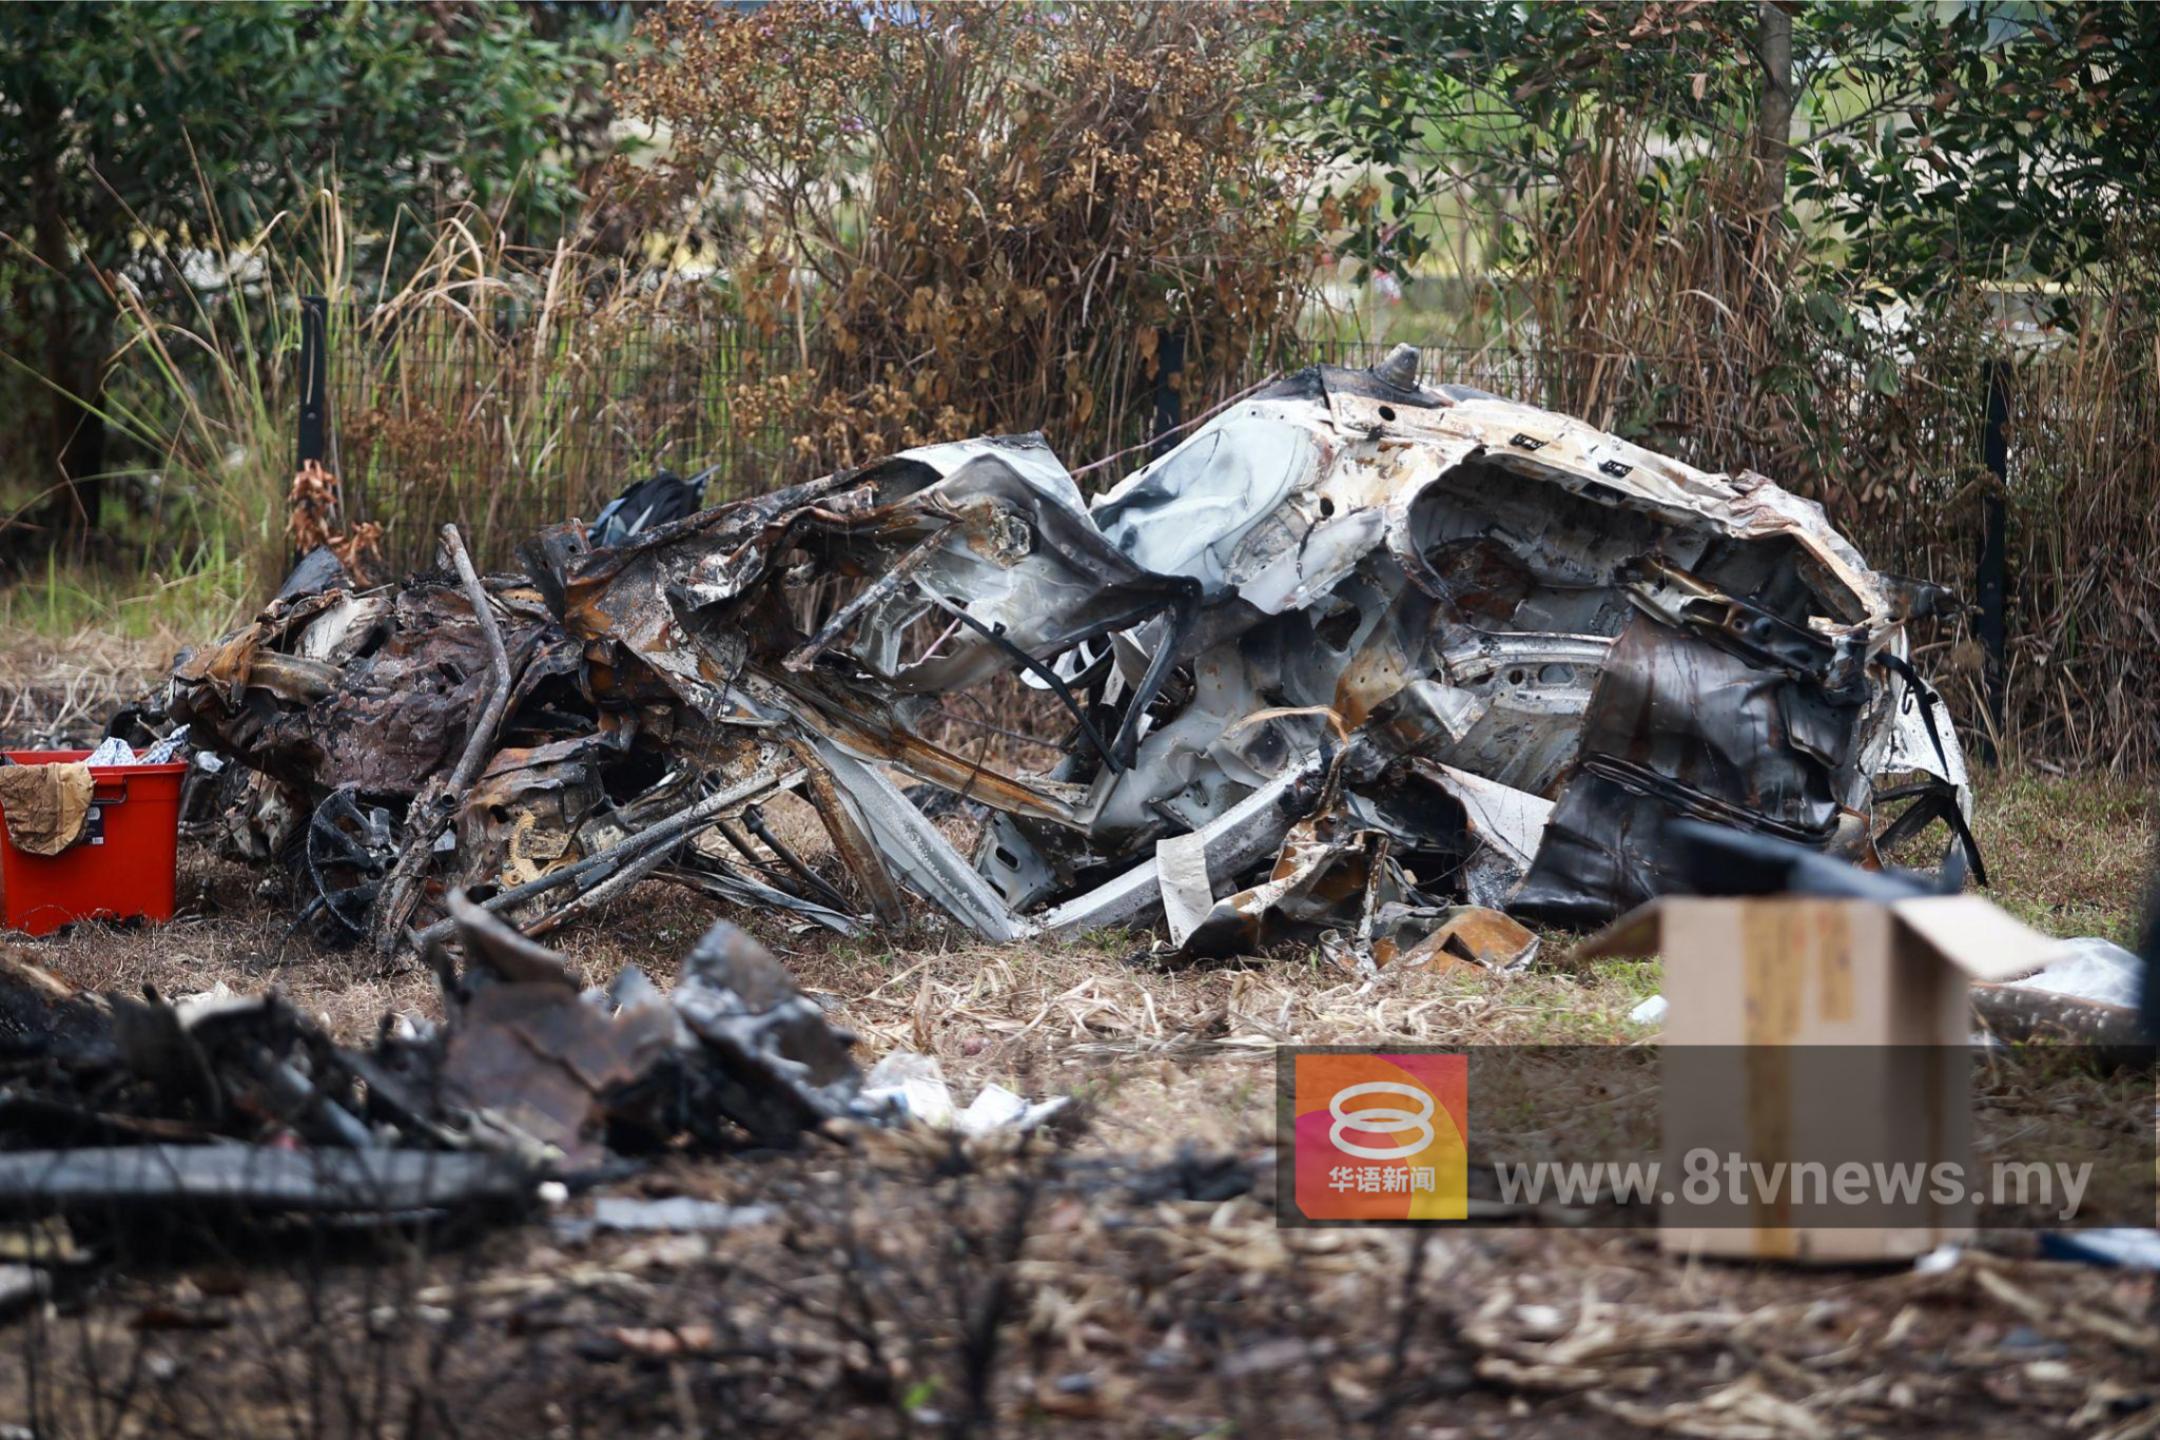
0 749 187 937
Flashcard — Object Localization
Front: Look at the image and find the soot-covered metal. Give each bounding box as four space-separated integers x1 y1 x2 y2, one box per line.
171 346 1976 965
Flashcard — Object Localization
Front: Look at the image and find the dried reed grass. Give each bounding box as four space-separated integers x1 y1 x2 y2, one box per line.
616 0 1312 477
0 626 180 746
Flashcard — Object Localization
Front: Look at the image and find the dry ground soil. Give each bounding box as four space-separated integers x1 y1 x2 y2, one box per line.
0 635 2154 1439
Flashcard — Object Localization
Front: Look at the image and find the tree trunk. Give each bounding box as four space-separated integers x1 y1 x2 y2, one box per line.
1753 1 1795 220
25 72 106 553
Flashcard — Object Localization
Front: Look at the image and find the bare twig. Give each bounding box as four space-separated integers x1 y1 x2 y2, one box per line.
371 524 513 954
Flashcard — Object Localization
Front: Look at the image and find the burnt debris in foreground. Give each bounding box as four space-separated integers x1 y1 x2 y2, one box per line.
166 347 1978 963
0 902 868 1224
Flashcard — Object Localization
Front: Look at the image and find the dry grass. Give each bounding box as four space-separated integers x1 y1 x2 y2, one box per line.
0 627 182 747
5 858 1659 1160
10 760 2138 1167
3 1111 2153 1439
776 936 1658 1155
1 751 2153 1436
1969 765 2156 947
615 1 1311 480
1992 305 2160 771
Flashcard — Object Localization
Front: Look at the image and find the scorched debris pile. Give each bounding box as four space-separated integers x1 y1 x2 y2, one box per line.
0 903 868 1220
171 349 1978 961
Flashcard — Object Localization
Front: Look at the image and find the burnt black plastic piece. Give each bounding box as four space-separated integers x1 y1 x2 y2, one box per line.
1666 817 1950 901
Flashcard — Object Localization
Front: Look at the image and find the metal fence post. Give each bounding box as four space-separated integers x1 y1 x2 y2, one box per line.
1975 357 2009 765
297 295 328 470
1150 330 1187 459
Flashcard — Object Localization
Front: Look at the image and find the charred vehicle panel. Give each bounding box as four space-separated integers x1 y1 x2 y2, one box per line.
173 347 1976 962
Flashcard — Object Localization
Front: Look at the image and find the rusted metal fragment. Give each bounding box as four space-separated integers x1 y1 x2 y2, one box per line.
1393 907 1541 973
439 898 862 1155
769 669 1087 826
446 890 581 988
795 735 1028 942
308 583 507 798
1036 758 1325 938
176 575 556 803
0 905 883 1221
1176 791 1413 961
791 739 910 927
226 651 339 705
1412 762 1551 872
1154 829 1215 947
666 857 862 936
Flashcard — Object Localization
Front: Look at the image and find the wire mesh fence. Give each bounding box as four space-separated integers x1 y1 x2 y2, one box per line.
302 302 2158 767
328 321 1836 571
328 308 800 572
323 306 2006 571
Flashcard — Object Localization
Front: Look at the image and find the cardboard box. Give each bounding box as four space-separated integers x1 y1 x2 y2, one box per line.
1582 894 2056 1262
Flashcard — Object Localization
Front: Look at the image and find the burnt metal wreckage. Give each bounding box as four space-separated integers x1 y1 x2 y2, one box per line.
168 345 1979 967
0 904 875 1225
